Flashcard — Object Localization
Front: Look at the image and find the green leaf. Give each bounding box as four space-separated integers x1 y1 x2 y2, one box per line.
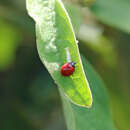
59 56 116 130
78 24 117 68
26 0 92 107
65 3 82 34
0 19 20 70
78 0 96 6
90 0 130 33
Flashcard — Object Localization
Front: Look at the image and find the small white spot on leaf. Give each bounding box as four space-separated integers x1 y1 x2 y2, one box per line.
44 60 59 73
65 47 71 62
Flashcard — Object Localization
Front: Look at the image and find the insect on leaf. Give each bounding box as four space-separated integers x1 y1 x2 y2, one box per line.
26 0 92 107
59 56 116 130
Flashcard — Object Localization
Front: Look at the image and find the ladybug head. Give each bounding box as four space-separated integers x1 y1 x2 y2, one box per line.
70 62 76 68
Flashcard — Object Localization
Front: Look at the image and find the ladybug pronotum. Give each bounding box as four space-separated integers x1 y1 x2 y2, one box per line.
61 62 76 76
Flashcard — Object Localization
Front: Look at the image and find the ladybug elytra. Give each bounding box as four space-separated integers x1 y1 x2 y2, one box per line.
61 62 76 76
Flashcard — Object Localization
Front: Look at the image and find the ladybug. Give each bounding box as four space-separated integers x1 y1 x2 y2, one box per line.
61 62 76 76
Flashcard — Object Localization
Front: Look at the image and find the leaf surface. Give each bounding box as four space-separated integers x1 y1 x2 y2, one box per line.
26 0 92 107
60 56 116 130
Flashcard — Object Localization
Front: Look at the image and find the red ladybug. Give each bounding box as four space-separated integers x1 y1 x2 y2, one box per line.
61 62 76 76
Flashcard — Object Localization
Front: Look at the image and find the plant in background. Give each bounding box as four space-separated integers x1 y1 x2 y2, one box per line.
26 0 116 129
78 0 96 6
26 0 92 108
0 0 130 129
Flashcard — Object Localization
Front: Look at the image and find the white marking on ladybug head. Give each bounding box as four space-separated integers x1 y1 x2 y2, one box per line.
65 47 71 62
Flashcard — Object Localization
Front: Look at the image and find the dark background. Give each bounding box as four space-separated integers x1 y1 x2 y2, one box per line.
0 0 130 130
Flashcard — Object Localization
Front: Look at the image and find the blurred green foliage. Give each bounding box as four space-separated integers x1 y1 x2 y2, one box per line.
78 0 96 6
60 56 116 130
90 0 130 33
0 19 21 70
0 0 130 130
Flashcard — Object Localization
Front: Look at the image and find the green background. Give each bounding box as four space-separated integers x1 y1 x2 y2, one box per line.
0 0 130 130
